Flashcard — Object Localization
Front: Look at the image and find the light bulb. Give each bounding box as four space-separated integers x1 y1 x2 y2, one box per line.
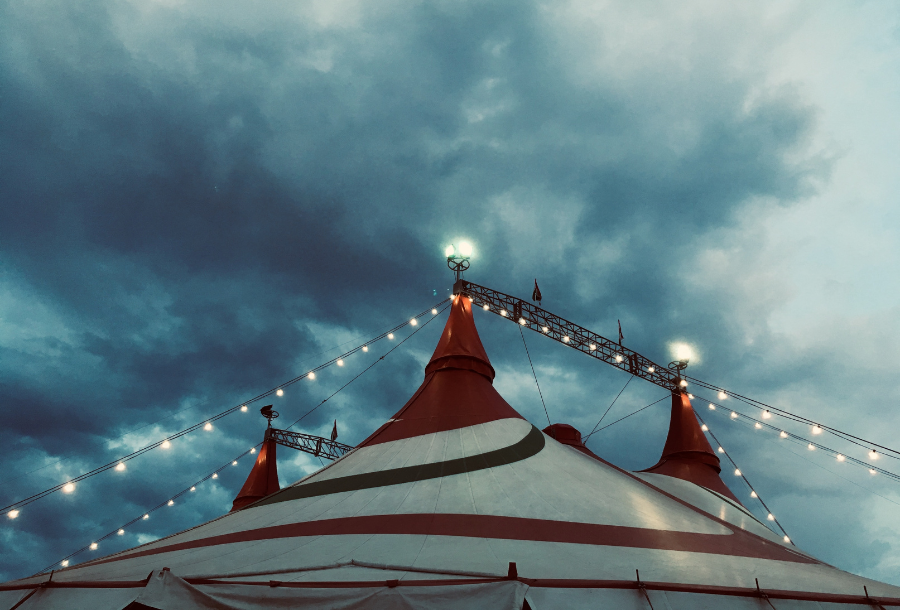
708 404 715 410
118 529 124 535
519 318 527 326
61 560 69 567
718 391 727 400
767 513 775 521
483 304 489 311
717 447 724 454
362 345 368 352
687 394 694 399
241 405 248 412
162 440 171 449
444 245 455 257
807 443 815 451
870 468 877 475
337 359 344 366
204 422 213 431
309 372 316 380
276 389 284 397
190 486 196 491
8 510 19 519
783 536 790 543
90 542 98 550
811 425 822 435
762 410 771 419
542 327 549 333
212 473 218 479
168 500 174 506
734 469 741 476
501 310 508 317
615 354 623 363
701 424 708 431
410 319 417 326
680 380 688 387
750 491 758 498
143 514 149 520
458 241 473 257
730 412 738 419
589 344 596 351
562 336 569 342
779 431 788 438
232 461 238 466
869 450 879 460
755 422 762 429
388 333 394 339
647 366 655 373
115 462 126 471
432 309 438 315
250 447 256 454
63 482 75 493
836 454 845 462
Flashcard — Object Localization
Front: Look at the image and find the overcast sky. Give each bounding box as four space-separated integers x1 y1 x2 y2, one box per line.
2 0 899 585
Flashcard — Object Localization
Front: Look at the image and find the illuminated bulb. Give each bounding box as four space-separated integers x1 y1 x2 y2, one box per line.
444 245 455 257
688 394 694 399
168 500 174 506
717 447 725 454
90 542 98 550
309 372 316 380
190 486 196 491
701 424 708 431
519 318 527 326
143 514 149 520
8 510 19 519
730 412 738 419
615 354 623 363
458 241 473 257
61 560 69 567
362 346 368 352
734 469 741 476
432 309 438 315
750 491 758 498
162 440 171 449
807 443 815 451
870 468 877 475
767 513 775 521
718 391 727 400
836 454 845 462
811 425 822 435
563 336 570 342
500 310 508 317
762 410 771 419
869 450 879 460
337 359 344 366
755 422 762 429
212 473 218 479
115 462 126 471
708 404 715 410
232 461 238 466
783 536 791 543
483 304 489 311
118 529 124 535
542 327 549 333
647 366 655 373
679 380 688 387
779 431 788 438
63 482 75 494
241 405 248 412
590 344 596 351
276 389 284 397
410 319 417 326
388 333 395 339
204 422 213 431
250 447 256 454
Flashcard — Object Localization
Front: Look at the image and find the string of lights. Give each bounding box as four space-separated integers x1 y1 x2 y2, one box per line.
39 443 263 573
684 375 900 462
693 412 793 545
695 393 900 483
2 299 449 520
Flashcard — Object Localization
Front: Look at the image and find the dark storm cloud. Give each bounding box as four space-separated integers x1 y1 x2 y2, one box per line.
1 0 860 583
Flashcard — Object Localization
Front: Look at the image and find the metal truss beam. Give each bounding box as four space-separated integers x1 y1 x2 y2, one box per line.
266 428 354 461
454 279 681 393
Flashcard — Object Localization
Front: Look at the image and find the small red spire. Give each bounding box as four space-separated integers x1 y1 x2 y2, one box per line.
543 423 601 460
425 295 495 382
642 392 742 504
231 437 280 512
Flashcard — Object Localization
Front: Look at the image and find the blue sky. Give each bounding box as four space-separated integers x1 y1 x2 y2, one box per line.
1 0 899 584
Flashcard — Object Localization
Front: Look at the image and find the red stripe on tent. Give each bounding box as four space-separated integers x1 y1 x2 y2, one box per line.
88 513 813 567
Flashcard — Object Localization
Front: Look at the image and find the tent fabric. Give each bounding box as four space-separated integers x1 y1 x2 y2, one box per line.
230 438 279 512
5 294 900 609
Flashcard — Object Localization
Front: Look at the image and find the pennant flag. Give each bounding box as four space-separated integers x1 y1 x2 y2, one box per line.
330 420 338 442
618 320 624 345
532 279 542 303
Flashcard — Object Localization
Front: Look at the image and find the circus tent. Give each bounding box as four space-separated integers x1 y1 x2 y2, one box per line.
3 294 899 609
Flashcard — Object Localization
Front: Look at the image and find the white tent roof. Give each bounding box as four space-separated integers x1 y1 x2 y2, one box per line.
3 295 899 609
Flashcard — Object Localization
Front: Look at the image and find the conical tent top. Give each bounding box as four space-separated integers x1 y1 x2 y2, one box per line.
230 436 280 512
643 392 741 504
425 294 495 382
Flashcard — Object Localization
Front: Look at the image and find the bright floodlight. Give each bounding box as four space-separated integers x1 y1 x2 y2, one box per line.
458 241 473 257
670 342 695 363
444 245 455 257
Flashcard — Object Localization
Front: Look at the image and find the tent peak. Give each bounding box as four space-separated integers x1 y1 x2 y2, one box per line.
424 295 495 382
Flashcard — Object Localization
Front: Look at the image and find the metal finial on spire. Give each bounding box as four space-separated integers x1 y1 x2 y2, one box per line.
260 405 279 428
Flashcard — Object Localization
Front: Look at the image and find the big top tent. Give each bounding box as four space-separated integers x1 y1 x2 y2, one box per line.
2 294 899 609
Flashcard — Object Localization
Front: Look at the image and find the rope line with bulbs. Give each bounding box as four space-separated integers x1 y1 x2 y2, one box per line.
2 299 449 520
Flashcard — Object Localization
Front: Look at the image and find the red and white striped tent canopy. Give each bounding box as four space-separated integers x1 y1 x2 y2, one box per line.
3 295 899 609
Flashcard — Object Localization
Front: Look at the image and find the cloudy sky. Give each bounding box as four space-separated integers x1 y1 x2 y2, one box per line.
2 0 900 585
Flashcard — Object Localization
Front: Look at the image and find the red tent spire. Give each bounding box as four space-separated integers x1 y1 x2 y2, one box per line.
230 436 280 512
359 294 521 447
642 392 742 504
